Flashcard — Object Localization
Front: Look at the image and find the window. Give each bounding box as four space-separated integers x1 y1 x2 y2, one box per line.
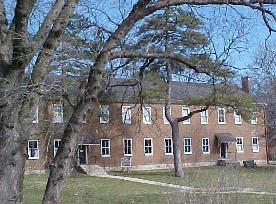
184 138 192 154
101 139 110 157
28 140 39 159
182 107 190 124
163 107 171 124
236 137 244 152
123 138 132 156
200 110 208 124
234 111 242 124
32 106 39 124
122 106 131 124
202 138 210 154
100 105 109 124
52 103 63 123
252 137 259 152
53 139 61 157
143 107 152 124
144 138 153 155
164 138 173 155
250 113 258 125
218 107 226 124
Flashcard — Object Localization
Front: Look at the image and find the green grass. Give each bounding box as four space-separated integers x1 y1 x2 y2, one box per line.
23 173 170 204
111 166 276 192
23 166 276 204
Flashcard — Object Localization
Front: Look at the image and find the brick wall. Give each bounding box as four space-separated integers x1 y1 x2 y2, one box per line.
25 101 268 171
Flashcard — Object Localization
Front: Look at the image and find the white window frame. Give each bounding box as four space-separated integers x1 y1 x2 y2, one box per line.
202 138 210 154
236 137 244 153
123 138 132 156
184 138 192 155
52 103 63 123
143 106 152 124
28 140 39 160
53 139 61 157
182 107 190 124
100 105 109 124
163 107 171 124
252 137 259 153
32 106 39 124
234 111 242 125
218 107 226 124
250 113 258 125
144 138 153 156
101 139 110 157
122 106 132 124
200 110 208 124
164 138 173 155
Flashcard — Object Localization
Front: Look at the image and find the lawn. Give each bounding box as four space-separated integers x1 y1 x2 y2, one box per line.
111 166 276 192
23 166 276 204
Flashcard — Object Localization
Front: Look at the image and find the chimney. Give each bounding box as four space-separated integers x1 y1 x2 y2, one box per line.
241 76 251 94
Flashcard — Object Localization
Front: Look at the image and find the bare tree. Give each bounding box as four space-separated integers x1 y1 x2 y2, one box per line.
0 0 275 204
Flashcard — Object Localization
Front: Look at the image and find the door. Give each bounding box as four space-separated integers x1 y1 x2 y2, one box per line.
78 145 87 165
220 143 227 159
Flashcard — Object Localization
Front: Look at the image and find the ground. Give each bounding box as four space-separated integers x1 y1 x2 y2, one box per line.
24 166 276 204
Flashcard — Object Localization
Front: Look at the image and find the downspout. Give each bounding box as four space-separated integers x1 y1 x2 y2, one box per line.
263 104 270 165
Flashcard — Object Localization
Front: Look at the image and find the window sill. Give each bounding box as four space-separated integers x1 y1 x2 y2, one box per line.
101 155 111 158
28 158 39 160
202 152 210 155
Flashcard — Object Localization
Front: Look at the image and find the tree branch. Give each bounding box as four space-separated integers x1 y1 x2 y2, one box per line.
110 50 220 75
30 0 79 85
8 0 37 75
32 0 66 52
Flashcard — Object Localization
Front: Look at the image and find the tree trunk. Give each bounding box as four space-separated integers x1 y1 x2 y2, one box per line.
0 126 26 204
171 121 184 177
42 110 82 204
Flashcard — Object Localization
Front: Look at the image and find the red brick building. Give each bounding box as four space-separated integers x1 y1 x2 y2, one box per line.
25 78 268 172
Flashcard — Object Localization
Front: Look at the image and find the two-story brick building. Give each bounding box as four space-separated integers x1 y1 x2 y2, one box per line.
25 77 268 172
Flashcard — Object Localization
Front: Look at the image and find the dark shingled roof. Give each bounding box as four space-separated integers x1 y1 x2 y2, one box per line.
39 75 248 104
105 78 238 104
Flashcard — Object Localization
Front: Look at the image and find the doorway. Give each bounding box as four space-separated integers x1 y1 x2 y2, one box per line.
220 143 227 159
78 145 88 165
